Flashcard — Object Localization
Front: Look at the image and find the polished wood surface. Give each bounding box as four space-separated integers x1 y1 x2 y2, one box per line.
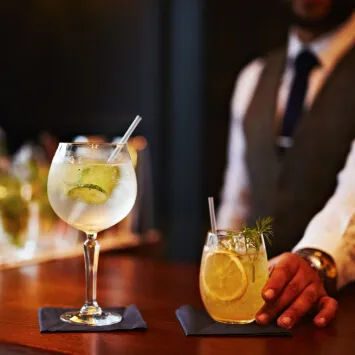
0 252 354 355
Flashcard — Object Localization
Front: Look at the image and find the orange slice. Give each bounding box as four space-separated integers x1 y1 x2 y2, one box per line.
202 251 248 301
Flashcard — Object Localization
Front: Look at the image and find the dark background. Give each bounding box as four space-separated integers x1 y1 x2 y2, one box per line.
0 0 288 261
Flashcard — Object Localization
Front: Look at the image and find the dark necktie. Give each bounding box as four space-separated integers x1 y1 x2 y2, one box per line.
278 49 320 150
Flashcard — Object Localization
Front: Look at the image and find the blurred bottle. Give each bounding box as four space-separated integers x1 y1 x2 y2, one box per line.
0 127 10 174
11 143 56 249
0 128 26 249
0 172 29 249
0 127 7 156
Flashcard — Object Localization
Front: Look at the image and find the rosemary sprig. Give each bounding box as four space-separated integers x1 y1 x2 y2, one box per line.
219 217 273 252
243 216 273 252
218 217 274 282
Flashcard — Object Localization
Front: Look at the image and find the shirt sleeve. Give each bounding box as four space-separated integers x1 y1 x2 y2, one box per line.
293 140 355 289
217 59 264 229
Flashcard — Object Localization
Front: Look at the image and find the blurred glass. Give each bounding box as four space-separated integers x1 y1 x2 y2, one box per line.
0 142 79 265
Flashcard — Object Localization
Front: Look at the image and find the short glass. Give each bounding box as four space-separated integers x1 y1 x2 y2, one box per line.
199 230 269 324
47 142 137 326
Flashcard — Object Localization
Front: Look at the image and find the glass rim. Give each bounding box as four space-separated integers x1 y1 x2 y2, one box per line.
208 229 241 235
58 142 127 147
206 230 267 250
207 229 266 238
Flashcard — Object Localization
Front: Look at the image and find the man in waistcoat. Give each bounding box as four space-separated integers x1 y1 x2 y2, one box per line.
218 0 354 328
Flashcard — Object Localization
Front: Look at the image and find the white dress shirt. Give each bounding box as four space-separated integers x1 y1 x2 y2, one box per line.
217 13 355 289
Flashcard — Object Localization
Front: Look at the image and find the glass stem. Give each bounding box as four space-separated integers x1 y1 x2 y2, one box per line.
80 233 102 316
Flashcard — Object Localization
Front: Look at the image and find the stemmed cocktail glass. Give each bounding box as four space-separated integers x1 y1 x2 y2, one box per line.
47 142 137 326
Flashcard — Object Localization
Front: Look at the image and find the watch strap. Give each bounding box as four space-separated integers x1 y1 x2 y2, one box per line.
295 248 337 296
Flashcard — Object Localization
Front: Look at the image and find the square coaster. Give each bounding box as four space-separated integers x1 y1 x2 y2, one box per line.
176 305 291 337
38 305 147 333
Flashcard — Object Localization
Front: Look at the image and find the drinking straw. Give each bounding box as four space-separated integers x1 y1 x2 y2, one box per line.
108 115 142 162
208 197 217 234
120 115 142 144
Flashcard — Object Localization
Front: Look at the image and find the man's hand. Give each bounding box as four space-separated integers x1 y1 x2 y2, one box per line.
255 252 338 329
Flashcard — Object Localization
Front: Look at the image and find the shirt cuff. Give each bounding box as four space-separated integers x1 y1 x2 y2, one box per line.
293 214 355 289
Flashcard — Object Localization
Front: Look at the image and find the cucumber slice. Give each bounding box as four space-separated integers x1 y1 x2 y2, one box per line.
68 184 108 204
81 165 120 195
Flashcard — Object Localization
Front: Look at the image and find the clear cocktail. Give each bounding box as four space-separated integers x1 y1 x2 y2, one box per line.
48 160 136 233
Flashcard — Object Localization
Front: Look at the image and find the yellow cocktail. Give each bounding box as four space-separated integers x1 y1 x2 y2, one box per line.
200 230 269 324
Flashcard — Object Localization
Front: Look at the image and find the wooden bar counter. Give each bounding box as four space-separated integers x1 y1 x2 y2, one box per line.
0 252 354 355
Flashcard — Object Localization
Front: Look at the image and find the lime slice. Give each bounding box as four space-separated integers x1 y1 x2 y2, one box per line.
81 165 120 195
202 251 248 301
68 184 108 204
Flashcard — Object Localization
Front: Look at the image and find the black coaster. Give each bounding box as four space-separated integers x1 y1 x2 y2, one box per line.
176 305 292 337
38 305 147 333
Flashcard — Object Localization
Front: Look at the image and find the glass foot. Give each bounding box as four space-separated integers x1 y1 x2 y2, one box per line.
60 311 122 326
212 316 255 324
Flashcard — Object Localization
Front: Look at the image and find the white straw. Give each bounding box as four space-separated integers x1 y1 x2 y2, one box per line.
120 115 142 144
108 115 142 162
208 197 217 234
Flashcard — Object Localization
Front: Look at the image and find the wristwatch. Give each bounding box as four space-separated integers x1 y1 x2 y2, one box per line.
295 248 337 297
